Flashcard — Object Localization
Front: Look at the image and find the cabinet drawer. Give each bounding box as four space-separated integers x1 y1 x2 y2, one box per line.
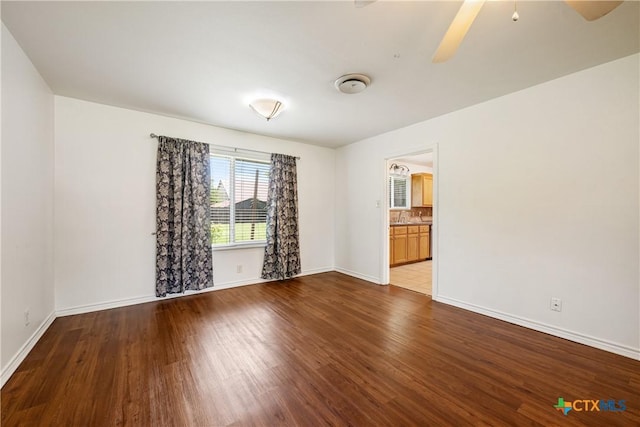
419 225 430 233
393 226 407 235
407 225 420 234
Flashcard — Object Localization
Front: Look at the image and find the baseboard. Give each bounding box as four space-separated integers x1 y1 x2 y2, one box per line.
435 295 640 361
1 310 56 388
56 267 336 317
298 267 334 277
334 267 382 285
56 293 161 317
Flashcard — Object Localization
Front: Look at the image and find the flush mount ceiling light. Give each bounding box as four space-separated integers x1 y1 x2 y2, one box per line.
249 98 285 121
334 73 371 94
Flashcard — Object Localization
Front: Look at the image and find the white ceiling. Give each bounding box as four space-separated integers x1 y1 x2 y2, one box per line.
393 152 433 168
2 1 638 148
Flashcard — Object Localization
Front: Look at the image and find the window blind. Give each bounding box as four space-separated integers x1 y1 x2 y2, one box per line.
234 158 270 242
389 176 409 209
210 154 271 246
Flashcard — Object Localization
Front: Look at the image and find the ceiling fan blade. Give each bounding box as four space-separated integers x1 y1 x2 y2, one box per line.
565 0 623 21
432 0 486 63
354 0 377 8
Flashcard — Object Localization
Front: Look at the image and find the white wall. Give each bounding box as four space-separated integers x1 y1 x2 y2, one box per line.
54 97 335 313
336 54 640 358
1 25 55 375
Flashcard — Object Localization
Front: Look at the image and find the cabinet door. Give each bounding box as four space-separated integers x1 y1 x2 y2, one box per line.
393 234 408 264
411 173 433 207
411 175 422 207
419 230 430 259
407 232 419 261
389 234 394 265
422 175 433 206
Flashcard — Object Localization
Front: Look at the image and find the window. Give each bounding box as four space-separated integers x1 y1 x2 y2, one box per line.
389 176 410 209
210 152 271 246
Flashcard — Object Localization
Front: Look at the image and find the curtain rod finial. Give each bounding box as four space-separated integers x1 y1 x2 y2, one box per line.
150 133 158 139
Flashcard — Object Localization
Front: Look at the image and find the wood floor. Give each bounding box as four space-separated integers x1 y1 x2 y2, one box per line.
389 260 432 295
2 272 639 426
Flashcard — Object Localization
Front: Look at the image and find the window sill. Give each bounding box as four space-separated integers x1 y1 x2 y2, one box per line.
212 243 266 251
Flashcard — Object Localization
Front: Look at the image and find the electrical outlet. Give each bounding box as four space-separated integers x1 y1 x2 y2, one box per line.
24 309 30 326
236 265 243 273
550 297 562 312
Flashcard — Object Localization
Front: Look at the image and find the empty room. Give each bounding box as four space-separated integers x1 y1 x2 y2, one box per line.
1 1 639 426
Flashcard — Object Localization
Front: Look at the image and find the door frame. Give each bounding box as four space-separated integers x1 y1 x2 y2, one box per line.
381 144 438 298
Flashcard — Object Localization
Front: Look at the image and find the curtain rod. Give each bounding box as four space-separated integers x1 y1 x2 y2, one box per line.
149 133 300 160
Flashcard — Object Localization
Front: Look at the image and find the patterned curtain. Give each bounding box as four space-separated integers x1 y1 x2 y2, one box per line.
156 136 213 297
261 154 301 280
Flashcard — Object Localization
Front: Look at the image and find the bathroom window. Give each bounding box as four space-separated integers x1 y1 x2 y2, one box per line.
389 176 410 209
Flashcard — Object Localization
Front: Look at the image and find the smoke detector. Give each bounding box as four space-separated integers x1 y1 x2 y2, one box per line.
334 73 371 94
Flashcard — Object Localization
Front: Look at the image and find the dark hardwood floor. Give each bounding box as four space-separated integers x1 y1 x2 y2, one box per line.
2 272 639 426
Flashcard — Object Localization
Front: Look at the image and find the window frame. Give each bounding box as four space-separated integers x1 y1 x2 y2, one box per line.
210 151 271 249
389 175 410 209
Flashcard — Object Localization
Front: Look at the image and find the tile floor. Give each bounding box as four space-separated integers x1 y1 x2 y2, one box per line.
389 261 432 295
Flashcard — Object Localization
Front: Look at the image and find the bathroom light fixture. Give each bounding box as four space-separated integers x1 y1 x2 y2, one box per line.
389 163 410 177
249 98 284 121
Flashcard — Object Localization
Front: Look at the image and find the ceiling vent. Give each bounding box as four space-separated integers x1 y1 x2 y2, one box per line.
334 73 371 94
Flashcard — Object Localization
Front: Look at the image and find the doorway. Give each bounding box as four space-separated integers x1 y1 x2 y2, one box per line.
386 151 434 296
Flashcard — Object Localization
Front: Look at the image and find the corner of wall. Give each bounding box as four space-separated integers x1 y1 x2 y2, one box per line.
0 311 56 387
1 23 56 384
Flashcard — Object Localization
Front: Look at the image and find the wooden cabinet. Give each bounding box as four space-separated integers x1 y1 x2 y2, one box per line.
411 173 433 207
390 229 394 264
390 224 431 266
392 226 408 264
419 225 430 259
407 226 420 262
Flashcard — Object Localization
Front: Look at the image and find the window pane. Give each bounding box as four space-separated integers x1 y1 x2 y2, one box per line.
393 178 407 207
234 159 270 243
389 176 408 208
211 155 231 245
210 154 271 246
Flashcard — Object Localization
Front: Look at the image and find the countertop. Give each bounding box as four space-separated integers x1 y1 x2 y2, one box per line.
390 219 432 226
